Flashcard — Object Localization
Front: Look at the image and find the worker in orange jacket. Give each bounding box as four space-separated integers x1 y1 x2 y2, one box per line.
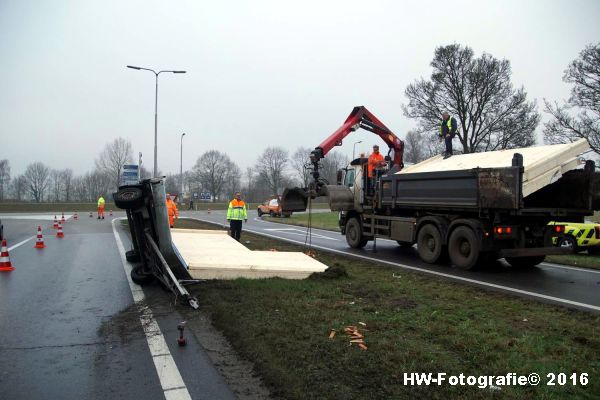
367 145 386 195
166 194 179 228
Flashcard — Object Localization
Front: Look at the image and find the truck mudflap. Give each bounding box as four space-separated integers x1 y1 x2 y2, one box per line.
499 246 573 258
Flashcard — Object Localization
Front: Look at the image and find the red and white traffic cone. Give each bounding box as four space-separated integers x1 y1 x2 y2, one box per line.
74 212 78 220
61 212 66 224
56 222 64 238
0 239 15 271
109 210 113 216
53 216 58 229
34 226 46 249
89 211 93 218
207 208 211 214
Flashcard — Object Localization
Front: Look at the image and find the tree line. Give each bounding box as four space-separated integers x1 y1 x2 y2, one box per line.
1 42 597 202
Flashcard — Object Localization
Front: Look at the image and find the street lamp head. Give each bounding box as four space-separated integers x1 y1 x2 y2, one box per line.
127 65 141 70
182 132 186 137
172 70 186 74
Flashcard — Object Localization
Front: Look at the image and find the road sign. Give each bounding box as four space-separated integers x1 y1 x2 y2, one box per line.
121 164 139 186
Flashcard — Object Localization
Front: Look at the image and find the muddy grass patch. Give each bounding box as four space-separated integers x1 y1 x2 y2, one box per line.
186 220 599 399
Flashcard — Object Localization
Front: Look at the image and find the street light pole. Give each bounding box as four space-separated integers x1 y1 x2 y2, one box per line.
180 132 186 199
127 65 186 177
352 140 362 159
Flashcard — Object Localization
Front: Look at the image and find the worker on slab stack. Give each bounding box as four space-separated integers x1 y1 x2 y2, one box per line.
439 111 458 159
166 194 179 228
367 145 386 194
227 192 247 241
97 194 105 220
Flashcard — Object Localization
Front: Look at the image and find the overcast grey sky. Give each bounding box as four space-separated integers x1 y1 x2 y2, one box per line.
1 0 599 177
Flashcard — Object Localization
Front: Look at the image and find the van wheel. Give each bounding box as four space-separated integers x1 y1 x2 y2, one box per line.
269 211 276 217
257 209 263 217
113 186 144 210
505 256 546 268
417 224 443 263
125 250 141 262
346 218 368 248
557 235 578 253
131 265 155 285
448 226 480 270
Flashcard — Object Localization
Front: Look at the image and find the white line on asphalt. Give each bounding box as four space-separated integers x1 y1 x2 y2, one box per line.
540 262 600 275
185 217 600 313
8 236 36 251
111 218 192 400
263 227 338 241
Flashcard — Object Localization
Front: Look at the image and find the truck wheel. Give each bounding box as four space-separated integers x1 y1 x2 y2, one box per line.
114 187 144 210
131 265 155 285
557 235 578 253
505 256 545 268
346 218 368 248
417 224 443 264
125 250 141 262
448 226 480 270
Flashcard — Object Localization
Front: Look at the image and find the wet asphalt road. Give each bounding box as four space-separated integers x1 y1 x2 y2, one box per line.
180 209 600 313
0 213 235 400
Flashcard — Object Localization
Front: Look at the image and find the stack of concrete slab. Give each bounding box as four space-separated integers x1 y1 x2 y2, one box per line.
398 139 590 197
170 229 328 280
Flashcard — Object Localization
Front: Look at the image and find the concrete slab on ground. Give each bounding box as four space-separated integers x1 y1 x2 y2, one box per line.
171 228 328 279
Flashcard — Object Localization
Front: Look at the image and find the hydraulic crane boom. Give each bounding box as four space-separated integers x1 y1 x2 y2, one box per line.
282 106 405 213
310 106 404 168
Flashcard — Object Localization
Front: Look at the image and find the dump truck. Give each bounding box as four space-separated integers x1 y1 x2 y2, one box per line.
282 106 598 270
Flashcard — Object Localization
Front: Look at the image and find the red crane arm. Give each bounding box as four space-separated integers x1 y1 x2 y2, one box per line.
312 106 404 168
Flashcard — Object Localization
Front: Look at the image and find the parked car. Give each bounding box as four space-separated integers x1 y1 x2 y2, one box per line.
257 196 291 218
548 221 600 254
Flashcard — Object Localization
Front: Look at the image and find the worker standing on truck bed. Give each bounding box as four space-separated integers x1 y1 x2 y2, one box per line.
368 145 386 194
227 192 248 241
97 194 105 220
439 111 458 159
166 194 179 228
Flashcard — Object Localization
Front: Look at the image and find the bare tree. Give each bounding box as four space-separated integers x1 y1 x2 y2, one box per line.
24 162 51 202
320 151 348 185
62 169 74 201
403 130 427 164
95 137 133 189
11 175 27 201
83 170 112 202
0 159 10 201
50 169 63 202
192 150 233 202
403 44 539 154
256 146 289 195
290 147 312 187
72 176 88 202
544 43 600 155
223 162 241 200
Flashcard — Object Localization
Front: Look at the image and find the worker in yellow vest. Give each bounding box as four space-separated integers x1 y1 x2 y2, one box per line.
439 111 459 159
227 192 247 241
97 195 105 220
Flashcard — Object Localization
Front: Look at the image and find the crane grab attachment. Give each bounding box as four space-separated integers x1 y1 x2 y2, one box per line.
281 106 404 212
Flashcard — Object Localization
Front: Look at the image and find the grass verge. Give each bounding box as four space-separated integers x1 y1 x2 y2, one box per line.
181 219 600 400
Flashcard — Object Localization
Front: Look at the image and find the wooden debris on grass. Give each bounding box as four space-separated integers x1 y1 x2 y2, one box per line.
330 323 368 350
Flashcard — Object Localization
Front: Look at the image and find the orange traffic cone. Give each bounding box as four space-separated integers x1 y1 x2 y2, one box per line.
109 210 113 216
208 208 211 214
56 222 64 238
0 239 15 271
89 211 93 218
34 226 46 249
74 212 78 220
61 212 66 224
53 216 58 229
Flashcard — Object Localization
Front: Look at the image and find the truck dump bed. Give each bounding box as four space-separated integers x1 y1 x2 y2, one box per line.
398 140 589 197
380 139 594 214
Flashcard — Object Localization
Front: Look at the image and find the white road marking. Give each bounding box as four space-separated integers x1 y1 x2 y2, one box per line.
263 227 338 241
0 214 72 221
540 262 600 275
8 236 36 251
111 218 192 400
185 217 600 313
